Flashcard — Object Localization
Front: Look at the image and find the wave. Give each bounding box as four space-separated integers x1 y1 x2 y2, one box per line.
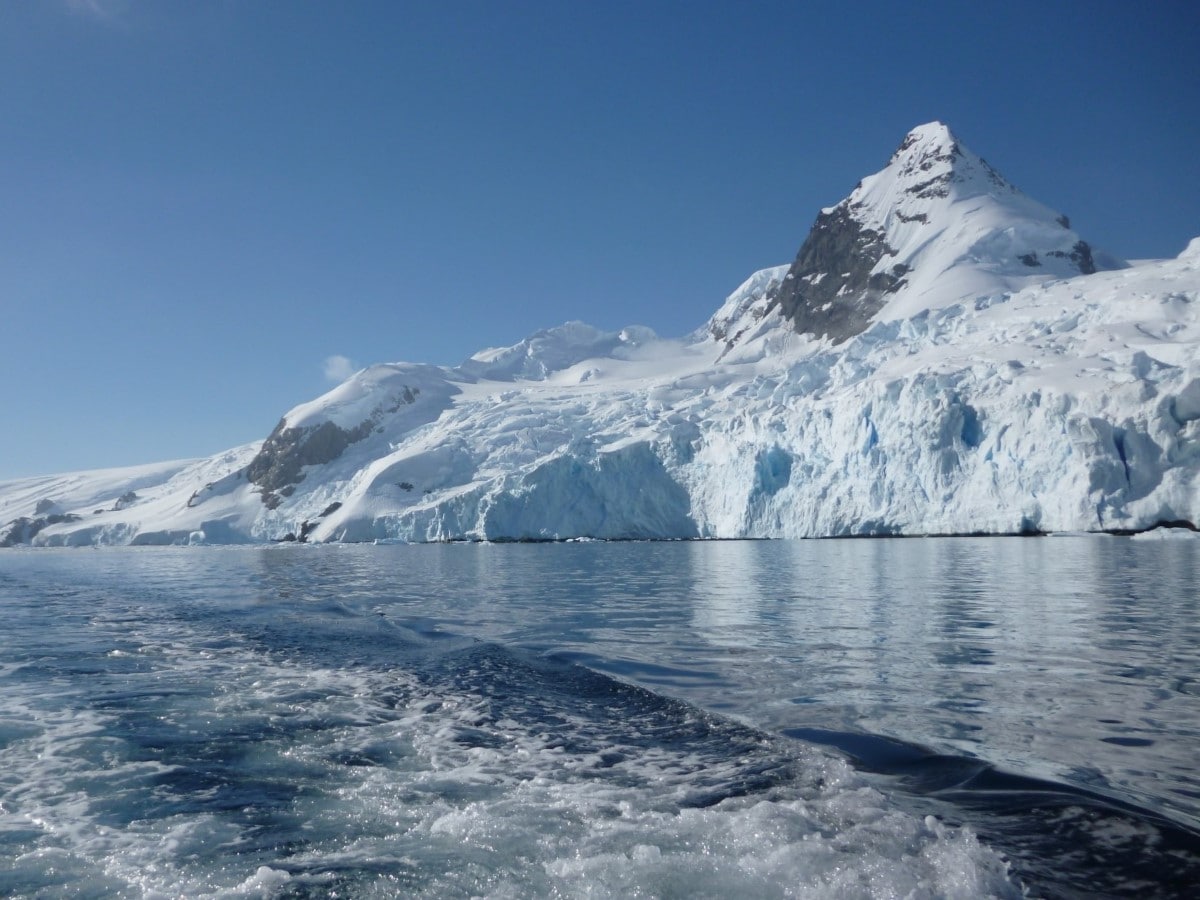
2 599 1018 898
788 726 1200 899
6 569 1195 898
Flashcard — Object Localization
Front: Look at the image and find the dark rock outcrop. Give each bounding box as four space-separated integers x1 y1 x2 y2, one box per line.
774 205 908 344
245 386 423 509
1048 240 1097 276
1 513 82 547
770 124 1107 346
246 419 374 509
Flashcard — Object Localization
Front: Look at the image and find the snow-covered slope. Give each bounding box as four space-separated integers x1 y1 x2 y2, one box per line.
772 121 1124 345
3 124 1198 545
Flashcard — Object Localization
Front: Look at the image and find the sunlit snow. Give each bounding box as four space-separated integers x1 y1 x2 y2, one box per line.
2 124 1197 545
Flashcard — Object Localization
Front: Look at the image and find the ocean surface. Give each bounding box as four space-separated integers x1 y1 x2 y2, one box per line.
1 536 1198 898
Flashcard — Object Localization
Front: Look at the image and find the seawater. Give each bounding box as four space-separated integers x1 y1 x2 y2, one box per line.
1 537 1198 898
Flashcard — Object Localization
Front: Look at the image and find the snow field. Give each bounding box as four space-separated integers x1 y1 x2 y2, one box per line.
3 122 1197 545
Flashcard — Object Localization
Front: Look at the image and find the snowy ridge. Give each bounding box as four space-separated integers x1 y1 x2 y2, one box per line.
773 122 1124 345
2 124 1198 545
461 322 660 382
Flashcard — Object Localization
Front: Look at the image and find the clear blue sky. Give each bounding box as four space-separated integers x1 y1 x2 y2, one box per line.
2 0 1197 479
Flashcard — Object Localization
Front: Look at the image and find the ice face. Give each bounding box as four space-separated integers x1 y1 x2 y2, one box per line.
7 241 1197 546
1 125 1194 546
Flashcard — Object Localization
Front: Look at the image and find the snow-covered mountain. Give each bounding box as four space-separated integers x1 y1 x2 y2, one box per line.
3 122 1198 545
773 121 1122 343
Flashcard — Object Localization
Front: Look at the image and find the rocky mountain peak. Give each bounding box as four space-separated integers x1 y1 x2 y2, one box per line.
876 121 1012 205
889 120 963 176
769 123 1117 345
835 122 1023 238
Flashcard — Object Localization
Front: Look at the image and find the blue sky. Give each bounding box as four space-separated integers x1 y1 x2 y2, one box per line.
2 0 1197 479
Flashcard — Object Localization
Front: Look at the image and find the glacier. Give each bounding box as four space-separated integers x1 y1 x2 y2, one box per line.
3 123 1198 546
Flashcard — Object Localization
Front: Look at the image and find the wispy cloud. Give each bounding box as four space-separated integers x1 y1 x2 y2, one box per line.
65 0 130 20
323 354 358 383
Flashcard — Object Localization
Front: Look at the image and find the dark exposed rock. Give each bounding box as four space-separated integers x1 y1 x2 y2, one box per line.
0 517 35 546
889 129 1009 198
774 205 908 344
246 418 374 509
113 490 138 510
1106 519 1198 537
245 386 423 509
906 176 951 200
1 513 82 547
770 125 1104 346
1047 240 1097 275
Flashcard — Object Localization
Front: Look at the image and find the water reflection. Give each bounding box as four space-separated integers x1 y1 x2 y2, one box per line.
682 536 1200 828
687 540 770 646
25 536 1192 830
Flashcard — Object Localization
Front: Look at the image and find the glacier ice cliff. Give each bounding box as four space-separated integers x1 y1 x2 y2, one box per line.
2 123 1197 545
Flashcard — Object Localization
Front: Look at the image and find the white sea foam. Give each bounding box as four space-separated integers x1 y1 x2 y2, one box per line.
0 609 1021 899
